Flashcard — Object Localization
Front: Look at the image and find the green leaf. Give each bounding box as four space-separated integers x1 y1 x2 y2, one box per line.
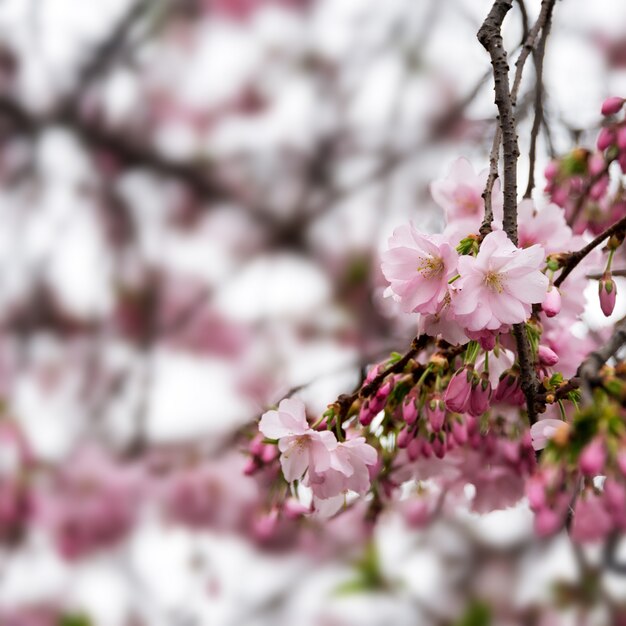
58 615 92 626
454 601 491 626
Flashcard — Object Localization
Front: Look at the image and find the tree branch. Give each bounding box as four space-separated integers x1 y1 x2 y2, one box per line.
554 214 626 288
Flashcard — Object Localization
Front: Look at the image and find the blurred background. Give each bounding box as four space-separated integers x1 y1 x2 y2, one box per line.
0 0 625 624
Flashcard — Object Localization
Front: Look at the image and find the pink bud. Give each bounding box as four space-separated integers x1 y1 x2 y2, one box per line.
599 275 617 317
444 368 472 414
534 508 563 537
494 373 523 404
260 444 278 463
451 419 468 445
526 478 547 511
603 479 626 516
579 437 606 476
425 396 445 432
544 160 559 180
601 96 625 116
589 152 607 175
407 438 421 461
431 435 445 459
359 400 374 426
377 380 393 400
252 509 279 541
420 439 433 459
542 287 561 318
618 449 626 476
243 458 260 475
618 126 626 151
249 434 265 457
597 127 616 151
468 376 491 417
283 499 310 520
538 345 559 367
397 427 413 449
590 175 609 201
401 396 418 425
402 498 434 528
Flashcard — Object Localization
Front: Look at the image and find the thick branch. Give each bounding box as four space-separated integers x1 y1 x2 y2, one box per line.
479 0 518 240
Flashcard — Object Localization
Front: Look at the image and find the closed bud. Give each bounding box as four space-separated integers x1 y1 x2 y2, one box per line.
544 160 559 180
601 96 625 116
579 437 606 476
397 426 413 449
618 126 626 151
444 367 473 413
599 275 617 317
402 396 418 425
542 287 561 317
407 438 421 461
597 127 616 151
538 345 559 367
468 375 491 417
426 395 446 432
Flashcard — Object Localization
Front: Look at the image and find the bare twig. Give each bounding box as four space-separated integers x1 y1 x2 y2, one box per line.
524 1 556 198
554 214 626 288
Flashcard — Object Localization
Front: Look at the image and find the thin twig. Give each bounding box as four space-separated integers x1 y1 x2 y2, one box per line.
554 214 626 288
524 0 556 198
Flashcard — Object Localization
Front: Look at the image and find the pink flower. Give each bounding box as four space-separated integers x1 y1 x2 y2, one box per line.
517 199 573 255
259 398 337 482
430 157 503 229
530 419 568 451
381 224 458 314
452 230 548 332
306 437 377 500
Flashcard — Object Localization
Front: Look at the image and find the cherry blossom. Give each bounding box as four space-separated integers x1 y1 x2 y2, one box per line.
452 229 548 331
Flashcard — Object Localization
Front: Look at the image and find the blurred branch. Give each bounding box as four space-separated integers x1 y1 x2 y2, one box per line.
69 0 152 99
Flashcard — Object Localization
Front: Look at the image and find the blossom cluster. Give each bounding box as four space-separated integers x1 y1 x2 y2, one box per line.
252 98 626 542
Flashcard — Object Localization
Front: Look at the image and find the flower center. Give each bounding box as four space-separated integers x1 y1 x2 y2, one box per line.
484 271 504 293
417 256 444 278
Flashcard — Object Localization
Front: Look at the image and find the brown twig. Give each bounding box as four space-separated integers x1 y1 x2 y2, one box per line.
524 1 556 198
334 335 430 421
554 214 626 288
479 0 543 424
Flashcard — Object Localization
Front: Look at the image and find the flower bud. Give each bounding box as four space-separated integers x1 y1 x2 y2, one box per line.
444 368 472 414
401 396 418 425
601 96 625 116
425 395 445 432
283 498 310 520
544 160 559 180
538 345 559 367
468 375 491 417
597 127 616 151
359 400 374 426
431 435 445 459
618 126 626 151
542 287 561 318
451 419 468 445
534 508 563 537
397 427 413 449
599 274 617 317
579 437 606 476
407 438 421 461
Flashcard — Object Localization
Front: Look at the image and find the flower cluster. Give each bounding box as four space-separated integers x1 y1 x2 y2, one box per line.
250 99 626 544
